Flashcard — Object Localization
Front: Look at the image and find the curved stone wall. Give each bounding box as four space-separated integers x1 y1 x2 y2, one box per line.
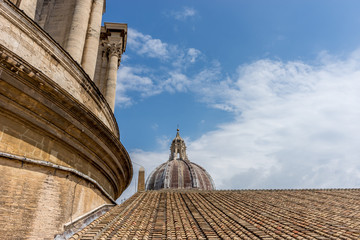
0 1 132 238
0 156 112 239
0 1 118 134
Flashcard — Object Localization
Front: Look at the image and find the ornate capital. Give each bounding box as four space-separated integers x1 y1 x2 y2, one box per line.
107 43 122 58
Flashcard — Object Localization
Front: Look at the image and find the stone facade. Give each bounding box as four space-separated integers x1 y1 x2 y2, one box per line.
0 0 131 238
6 0 126 111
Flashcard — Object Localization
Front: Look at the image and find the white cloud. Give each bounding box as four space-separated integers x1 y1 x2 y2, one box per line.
116 29 204 106
116 66 160 106
162 72 191 92
191 52 360 189
127 28 202 65
169 7 197 21
116 66 194 106
120 49 360 197
187 48 201 63
116 28 360 194
127 28 169 59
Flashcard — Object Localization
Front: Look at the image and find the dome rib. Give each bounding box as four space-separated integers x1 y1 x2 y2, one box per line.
182 158 196 188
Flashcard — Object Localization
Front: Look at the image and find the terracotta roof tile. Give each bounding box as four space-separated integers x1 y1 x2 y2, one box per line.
70 189 360 239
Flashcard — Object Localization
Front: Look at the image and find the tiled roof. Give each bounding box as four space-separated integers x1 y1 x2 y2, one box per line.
70 189 360 239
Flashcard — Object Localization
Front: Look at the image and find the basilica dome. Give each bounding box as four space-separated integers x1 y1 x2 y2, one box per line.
146 129 215 190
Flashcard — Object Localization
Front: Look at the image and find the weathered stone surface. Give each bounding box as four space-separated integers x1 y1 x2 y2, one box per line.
81 0 104 80
0 1 132 239
64 0 92 63
0 49 131 198
0 156 111 239
18 0 37 19
35 0 76 47
0 1 117 133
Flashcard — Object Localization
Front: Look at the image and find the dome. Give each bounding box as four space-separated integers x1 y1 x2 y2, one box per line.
146 129 215 190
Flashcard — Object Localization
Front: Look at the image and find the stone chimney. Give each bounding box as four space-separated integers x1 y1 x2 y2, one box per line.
137 167 145 192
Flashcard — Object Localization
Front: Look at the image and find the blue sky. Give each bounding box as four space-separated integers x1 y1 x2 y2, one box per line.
102 1 360 200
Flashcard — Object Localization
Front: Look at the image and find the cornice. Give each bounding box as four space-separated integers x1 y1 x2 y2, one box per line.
0 0 119 137
0 44 132 198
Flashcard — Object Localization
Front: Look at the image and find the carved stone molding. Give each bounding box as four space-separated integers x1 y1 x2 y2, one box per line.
107 43 122 57
0 1 120 136
0 44 133 198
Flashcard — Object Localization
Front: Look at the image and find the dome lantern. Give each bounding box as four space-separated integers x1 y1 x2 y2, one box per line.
169 129 189 161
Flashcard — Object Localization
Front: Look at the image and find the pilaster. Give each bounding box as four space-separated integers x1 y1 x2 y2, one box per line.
105 42 122 110
82 0 105 80
93 23 127 111
65 0 92 63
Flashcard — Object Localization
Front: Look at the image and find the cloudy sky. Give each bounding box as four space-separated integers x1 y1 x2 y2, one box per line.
103 0 360 200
